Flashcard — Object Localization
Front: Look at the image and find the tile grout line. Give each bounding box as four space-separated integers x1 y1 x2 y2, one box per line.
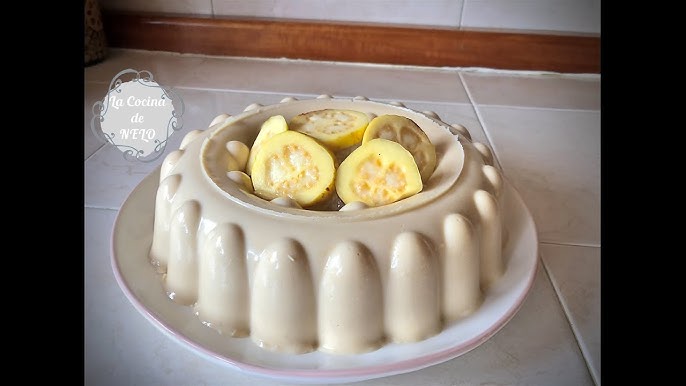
458 0 467 29
88 80 600 113
85 143 106 163
85 205 120 211
86 80 600 113
102 48 602 78
84 83 108 163
86 80 476 107
457 72 503 169
539 240 601 249
540 257 599 386
169 85 477 107
85 82 599 113
469 104 601 114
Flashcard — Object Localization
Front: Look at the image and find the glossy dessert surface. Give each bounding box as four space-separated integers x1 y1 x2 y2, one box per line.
149 97 505 354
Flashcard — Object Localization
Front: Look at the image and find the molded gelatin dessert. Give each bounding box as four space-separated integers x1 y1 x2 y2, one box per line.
149 95 505 355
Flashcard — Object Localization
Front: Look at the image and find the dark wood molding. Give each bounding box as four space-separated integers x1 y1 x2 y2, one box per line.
103 12 600 74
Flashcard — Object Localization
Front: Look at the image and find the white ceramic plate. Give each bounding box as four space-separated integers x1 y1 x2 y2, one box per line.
111 167 539 384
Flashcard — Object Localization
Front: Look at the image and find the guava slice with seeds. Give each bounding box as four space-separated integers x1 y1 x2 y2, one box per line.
251 131 336 207
335 138 422 207
289 109 369 151
246 115 289 175
362 114 436 182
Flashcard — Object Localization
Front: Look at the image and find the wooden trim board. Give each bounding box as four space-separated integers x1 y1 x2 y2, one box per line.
102 12 600 74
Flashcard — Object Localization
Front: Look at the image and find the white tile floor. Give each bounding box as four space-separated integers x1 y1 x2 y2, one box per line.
84 49 601 385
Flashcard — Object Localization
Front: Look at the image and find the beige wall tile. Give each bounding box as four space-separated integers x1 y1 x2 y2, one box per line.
99 0 213 15
213 0 463 27
462 0 601 34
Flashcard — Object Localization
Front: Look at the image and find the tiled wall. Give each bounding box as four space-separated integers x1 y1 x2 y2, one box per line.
99 0 600 35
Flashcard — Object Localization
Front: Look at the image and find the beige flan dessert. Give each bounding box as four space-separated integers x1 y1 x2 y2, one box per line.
148 96 505 355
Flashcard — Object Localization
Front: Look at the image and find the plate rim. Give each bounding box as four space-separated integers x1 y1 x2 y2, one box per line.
110 167 539 383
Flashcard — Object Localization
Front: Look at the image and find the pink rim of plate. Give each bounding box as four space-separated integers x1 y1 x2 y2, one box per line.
109 174 539 382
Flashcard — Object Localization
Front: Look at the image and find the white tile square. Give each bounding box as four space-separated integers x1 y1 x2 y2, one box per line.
84 49 207 85
181 57 469 103
87 50 469 104
541 243 600 385
462 73 601 110
397 101 494 151
477 106 600 246
172 88 289 134
85 82 109 159
461 0 601 34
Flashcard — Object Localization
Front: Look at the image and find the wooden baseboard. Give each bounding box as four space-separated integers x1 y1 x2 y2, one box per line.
102 12 600 74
